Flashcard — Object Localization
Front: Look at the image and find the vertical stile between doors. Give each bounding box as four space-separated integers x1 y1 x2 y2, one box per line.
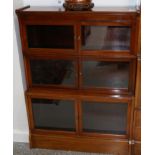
76 23 82 89
76 99 83 134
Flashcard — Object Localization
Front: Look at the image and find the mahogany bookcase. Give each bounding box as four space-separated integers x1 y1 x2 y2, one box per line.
16 6 141 155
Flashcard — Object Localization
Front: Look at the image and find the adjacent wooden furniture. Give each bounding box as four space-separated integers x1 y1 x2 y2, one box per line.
16 6 141 155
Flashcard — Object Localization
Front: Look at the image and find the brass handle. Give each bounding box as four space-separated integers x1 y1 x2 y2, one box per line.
78 36 81 40
74 36 81 40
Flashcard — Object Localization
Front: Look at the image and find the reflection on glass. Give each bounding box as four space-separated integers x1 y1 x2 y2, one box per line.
81 26 130 50
27 25 74 49
30 59 75 86
32 98 75 131
82 102 128 134
82 61 129 88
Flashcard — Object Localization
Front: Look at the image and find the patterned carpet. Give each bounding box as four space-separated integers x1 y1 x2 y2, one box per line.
13 142 112 155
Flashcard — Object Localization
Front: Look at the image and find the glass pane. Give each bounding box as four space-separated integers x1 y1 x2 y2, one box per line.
32 98 75 131
82 101 128 134
81 26 130 50
82 61 129 88
27 25 74 49
30 59 75 86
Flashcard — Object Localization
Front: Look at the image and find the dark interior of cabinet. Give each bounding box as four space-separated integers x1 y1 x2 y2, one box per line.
32 98 76 131
82 61 130 89
31 98 128 135
81 26 131 51
82 101 128 135
29 58 130 89
30 59 75 86
26 25 74 49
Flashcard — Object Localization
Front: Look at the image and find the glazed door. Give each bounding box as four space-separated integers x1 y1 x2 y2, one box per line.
22 21 77 55
27 94 77 133
27 25 74 49
78 97 132 139
79 21 136 56
24 56 78 88
82 101 128 134
31 98 76 131
81 26 131 51
79 57 136 94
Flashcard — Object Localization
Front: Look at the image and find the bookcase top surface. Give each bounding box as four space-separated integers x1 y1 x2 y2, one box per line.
17 6 139 14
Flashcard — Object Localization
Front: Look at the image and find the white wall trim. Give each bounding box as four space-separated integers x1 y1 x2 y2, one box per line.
13 130 29 143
